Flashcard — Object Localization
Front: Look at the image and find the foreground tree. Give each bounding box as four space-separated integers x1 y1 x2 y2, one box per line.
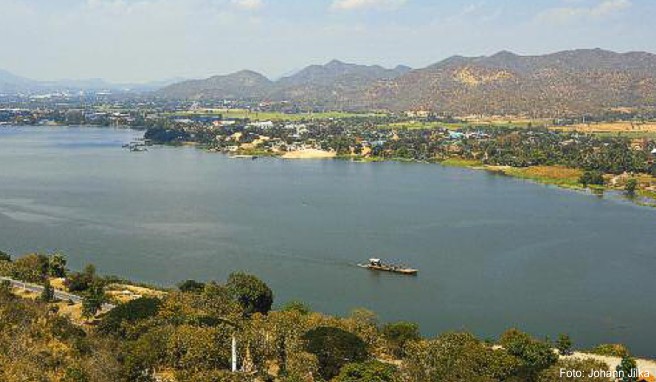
335 360 400 382
500 329 558 380
404 331 521 382
556 333 573 356
82 282 106 320
616 356 638 382
178 279 205 293
11 253 49 283
226 272 273 316
48 253 67 278
382 321 421 358
302 326 368 380
40 279 55 302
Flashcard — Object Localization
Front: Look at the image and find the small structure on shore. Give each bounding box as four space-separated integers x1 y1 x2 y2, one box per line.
358 258 418 275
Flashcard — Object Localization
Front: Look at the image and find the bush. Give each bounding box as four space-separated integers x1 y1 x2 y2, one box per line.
0 250 11 262
335 361 400 382
302 326 368 380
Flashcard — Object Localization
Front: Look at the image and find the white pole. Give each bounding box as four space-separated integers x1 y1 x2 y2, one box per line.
231 333 237 372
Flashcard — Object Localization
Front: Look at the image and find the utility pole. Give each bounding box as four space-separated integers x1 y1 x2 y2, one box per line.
232 333 237 372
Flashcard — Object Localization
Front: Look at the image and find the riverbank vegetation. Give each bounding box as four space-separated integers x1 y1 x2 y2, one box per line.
0 251 649 382
142 113 656 206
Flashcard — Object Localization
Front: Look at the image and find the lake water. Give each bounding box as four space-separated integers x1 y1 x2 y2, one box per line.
1 126 655 356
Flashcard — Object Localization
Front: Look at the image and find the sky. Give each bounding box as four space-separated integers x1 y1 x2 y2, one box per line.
0 0 654 83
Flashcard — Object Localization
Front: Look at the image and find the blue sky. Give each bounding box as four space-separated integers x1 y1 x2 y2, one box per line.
0 0 653 82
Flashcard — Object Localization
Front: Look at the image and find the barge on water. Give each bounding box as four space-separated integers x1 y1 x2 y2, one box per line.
358 258 418 276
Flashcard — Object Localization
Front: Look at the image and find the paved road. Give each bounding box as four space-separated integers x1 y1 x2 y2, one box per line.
1 276 115 311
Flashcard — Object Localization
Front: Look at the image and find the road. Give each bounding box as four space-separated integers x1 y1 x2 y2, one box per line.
1 276 115 311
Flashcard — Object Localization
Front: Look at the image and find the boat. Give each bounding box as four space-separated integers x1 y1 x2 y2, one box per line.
229 155 258 160
358 258 418 275
123 141 148 152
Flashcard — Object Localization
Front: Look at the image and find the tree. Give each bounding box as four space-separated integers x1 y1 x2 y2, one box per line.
616 356 638 382
11 253 49 283
335 361 400 382
178 279 205 293
65 264 97 292
404 331 521 382
0 250 10 262
281 300 311 315
62 367 89 382
49 253 67 278
579 170 604 187
556 333 573 356
625 178 638 196
302 326 368 380
500 329 558 380
40 279 55 302
226 272 273 316
81 282 106 320
382 321 421 358
98 297 161 337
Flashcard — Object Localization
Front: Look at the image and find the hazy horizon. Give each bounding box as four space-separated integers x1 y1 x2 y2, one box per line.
1 0 654 83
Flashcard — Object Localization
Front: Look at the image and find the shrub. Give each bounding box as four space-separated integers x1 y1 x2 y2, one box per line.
335 361 400 382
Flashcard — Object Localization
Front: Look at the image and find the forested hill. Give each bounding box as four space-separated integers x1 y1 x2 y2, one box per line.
157 49 656 116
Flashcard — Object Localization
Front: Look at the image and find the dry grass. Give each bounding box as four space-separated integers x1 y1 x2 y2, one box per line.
559 121 656 133
491 165 583 188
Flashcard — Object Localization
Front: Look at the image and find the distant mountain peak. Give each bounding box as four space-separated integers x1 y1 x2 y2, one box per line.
490 50 519 59
325 59 347 67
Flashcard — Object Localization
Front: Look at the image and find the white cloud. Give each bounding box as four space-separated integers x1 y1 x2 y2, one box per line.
538 0 632 23
331 0 407 11
231 0 263 11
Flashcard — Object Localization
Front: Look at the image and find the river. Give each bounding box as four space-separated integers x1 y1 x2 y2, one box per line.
1 126 654 356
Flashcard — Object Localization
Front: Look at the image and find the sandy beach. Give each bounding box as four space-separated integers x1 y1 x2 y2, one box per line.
281 149 337 159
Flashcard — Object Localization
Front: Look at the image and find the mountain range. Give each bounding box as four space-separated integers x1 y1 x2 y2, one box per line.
157 49 656 116
0 69 184 95
3 49 656 116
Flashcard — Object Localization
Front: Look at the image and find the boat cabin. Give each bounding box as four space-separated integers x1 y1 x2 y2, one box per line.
369 258 382 266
